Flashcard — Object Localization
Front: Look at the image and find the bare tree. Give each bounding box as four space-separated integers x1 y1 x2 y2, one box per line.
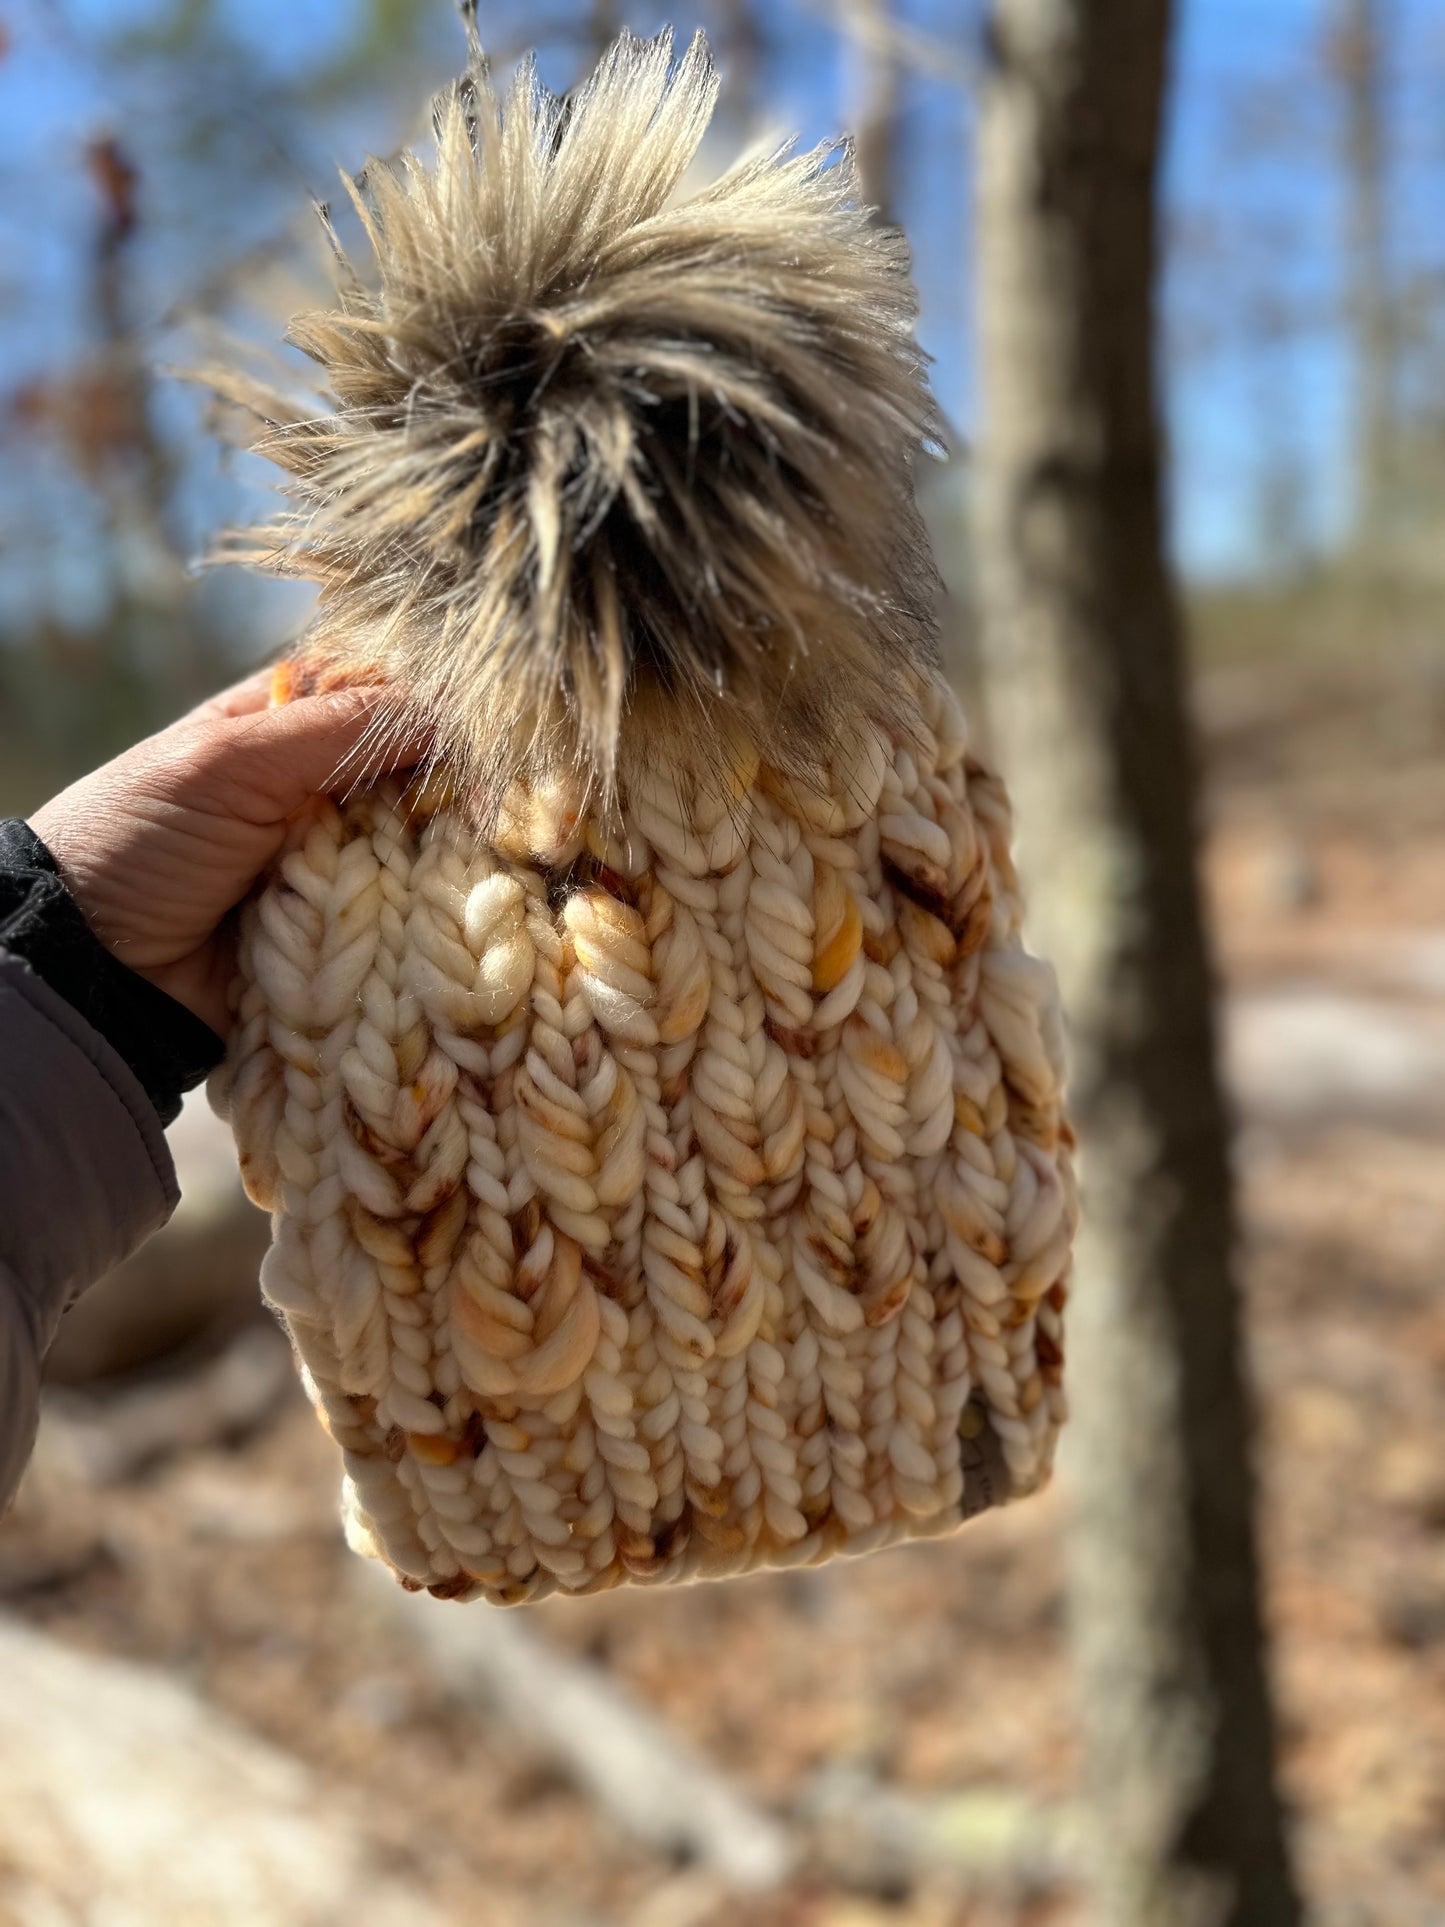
84 137 195 695
587 0 619 59
712 0 763 125
972 4 1301 1924
841 0 901 224
1333 0 1397 556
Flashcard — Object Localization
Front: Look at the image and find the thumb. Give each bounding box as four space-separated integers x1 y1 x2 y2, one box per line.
207 689 435 821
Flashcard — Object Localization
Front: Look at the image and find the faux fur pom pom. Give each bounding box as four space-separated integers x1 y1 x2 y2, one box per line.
215 28 943 814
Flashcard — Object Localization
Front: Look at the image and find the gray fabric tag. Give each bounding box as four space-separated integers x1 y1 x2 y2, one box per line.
957 1396 1012 1520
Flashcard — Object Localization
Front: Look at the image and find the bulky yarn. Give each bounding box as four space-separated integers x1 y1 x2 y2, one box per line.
213 674 1073 1602
208 29 1076 1602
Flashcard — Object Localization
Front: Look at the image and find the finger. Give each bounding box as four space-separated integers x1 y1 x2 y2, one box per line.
208 689 434 820
186 665 279 724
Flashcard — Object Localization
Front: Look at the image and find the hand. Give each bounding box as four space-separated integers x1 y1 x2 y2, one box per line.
29 670 428 1038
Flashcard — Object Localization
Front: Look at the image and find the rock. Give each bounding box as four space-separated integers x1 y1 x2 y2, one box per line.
0 1612 438 1926
1225 987 1445 1123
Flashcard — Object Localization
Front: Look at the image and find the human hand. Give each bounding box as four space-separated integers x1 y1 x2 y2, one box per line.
29 670 428 1037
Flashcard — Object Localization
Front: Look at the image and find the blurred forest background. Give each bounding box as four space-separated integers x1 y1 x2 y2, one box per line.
2 1 1444 1924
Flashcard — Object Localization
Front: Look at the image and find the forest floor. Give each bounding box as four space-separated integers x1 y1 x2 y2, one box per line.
1 634 1442 1927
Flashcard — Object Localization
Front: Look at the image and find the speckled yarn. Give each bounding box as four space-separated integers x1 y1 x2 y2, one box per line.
211 673 1075 1603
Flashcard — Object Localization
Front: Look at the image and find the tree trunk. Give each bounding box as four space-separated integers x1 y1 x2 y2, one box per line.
588 0 619 60
971 5 1301 1924
714 0 763 130
1335 0 1397 558
842 0 901 225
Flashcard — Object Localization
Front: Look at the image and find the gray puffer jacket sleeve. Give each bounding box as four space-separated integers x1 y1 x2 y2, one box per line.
0 814 223 1513
0 954 180 1511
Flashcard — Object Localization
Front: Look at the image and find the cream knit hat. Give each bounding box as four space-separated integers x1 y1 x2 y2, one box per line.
210 29 1076 1604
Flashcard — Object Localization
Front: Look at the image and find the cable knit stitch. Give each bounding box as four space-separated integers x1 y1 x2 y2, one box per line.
213 677 1076 1603
206 30 1076 1602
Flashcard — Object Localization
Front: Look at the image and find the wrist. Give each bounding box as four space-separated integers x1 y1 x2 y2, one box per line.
27 800 148 966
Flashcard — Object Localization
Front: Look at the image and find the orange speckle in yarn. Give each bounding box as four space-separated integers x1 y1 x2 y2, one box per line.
812 889 863 993
954 1093 987 1135
269 660 299 707
228 664 1074 1602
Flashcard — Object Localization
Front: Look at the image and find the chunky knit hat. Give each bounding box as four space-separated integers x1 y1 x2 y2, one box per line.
209 29 1076 1604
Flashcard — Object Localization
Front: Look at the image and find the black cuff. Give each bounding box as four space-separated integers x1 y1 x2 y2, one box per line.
0 819 225 1128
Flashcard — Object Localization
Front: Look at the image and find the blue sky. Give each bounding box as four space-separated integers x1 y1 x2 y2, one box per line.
0 0 1439 619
